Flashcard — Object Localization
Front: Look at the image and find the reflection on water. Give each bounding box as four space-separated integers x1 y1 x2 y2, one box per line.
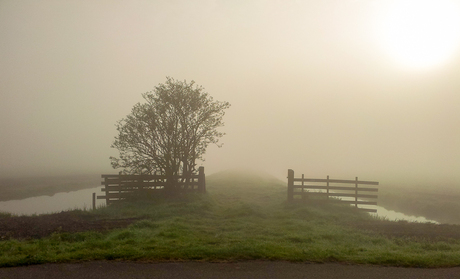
334 194 438 223
371 205 438 223
0 186 105 215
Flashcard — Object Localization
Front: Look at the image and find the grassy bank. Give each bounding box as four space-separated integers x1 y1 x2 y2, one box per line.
1 170 460 267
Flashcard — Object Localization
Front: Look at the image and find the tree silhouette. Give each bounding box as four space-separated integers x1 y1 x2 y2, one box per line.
110 77 230 191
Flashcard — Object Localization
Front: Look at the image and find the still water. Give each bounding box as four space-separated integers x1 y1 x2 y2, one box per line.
0 186 439 223
371 206 438 223
0 186 105 215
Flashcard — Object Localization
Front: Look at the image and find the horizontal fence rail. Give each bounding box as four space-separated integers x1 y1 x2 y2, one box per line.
98 166 205 205
287 169 379 212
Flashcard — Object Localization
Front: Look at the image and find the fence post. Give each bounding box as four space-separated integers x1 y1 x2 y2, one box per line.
92 192 96 210
326 175 330 200
287 169 294 202
198 166 206 193
355 177 358 208
102 175 110 206
301 174 304 200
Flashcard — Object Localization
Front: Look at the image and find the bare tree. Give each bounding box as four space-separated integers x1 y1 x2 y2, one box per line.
110 77 230 191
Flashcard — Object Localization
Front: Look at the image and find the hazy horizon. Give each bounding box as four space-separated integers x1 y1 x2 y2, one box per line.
2 1 460 188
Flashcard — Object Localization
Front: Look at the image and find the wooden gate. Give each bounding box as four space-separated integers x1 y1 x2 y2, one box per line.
98 166 205 205
287 169 379 212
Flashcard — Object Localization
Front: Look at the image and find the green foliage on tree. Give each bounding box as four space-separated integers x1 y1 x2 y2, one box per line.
110 77 230 189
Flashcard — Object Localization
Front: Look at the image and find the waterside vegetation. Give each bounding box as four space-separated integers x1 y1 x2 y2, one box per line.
1 170 460 268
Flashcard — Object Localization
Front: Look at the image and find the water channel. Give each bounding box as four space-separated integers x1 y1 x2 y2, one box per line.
0 186 105 215
0 186 438 223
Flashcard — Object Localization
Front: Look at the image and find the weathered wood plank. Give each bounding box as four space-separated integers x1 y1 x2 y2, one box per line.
334 200 378 205
327 193 378 199
101 186 165 192
293 185 378 192
300 192 328 196
101 174 199 180
357 208 378 213
102 174 167 179
101 180 199 186
293 178 378 185
108 181 167 187
295 192 378 199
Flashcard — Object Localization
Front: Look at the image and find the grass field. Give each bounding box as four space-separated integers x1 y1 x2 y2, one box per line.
1 170 460 267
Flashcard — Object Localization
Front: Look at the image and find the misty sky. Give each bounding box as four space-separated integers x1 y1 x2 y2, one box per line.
1 0 460 186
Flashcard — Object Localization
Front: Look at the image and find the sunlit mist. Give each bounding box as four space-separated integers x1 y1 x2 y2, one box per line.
377 0 460 69
1 0 460 188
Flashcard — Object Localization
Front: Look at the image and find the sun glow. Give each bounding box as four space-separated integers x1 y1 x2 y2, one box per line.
377 0 460 70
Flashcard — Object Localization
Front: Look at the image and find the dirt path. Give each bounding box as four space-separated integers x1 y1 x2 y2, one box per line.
1 261 460 279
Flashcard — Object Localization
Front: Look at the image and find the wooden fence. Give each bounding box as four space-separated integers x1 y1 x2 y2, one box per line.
98 166 206 205
287 169 379 212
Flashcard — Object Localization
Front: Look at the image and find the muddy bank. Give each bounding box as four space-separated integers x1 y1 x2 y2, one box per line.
0 211 140 240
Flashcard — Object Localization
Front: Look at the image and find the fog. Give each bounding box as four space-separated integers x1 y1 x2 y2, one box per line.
1 1 460 188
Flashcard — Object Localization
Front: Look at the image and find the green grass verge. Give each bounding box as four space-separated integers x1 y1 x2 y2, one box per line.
1 170 460 267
